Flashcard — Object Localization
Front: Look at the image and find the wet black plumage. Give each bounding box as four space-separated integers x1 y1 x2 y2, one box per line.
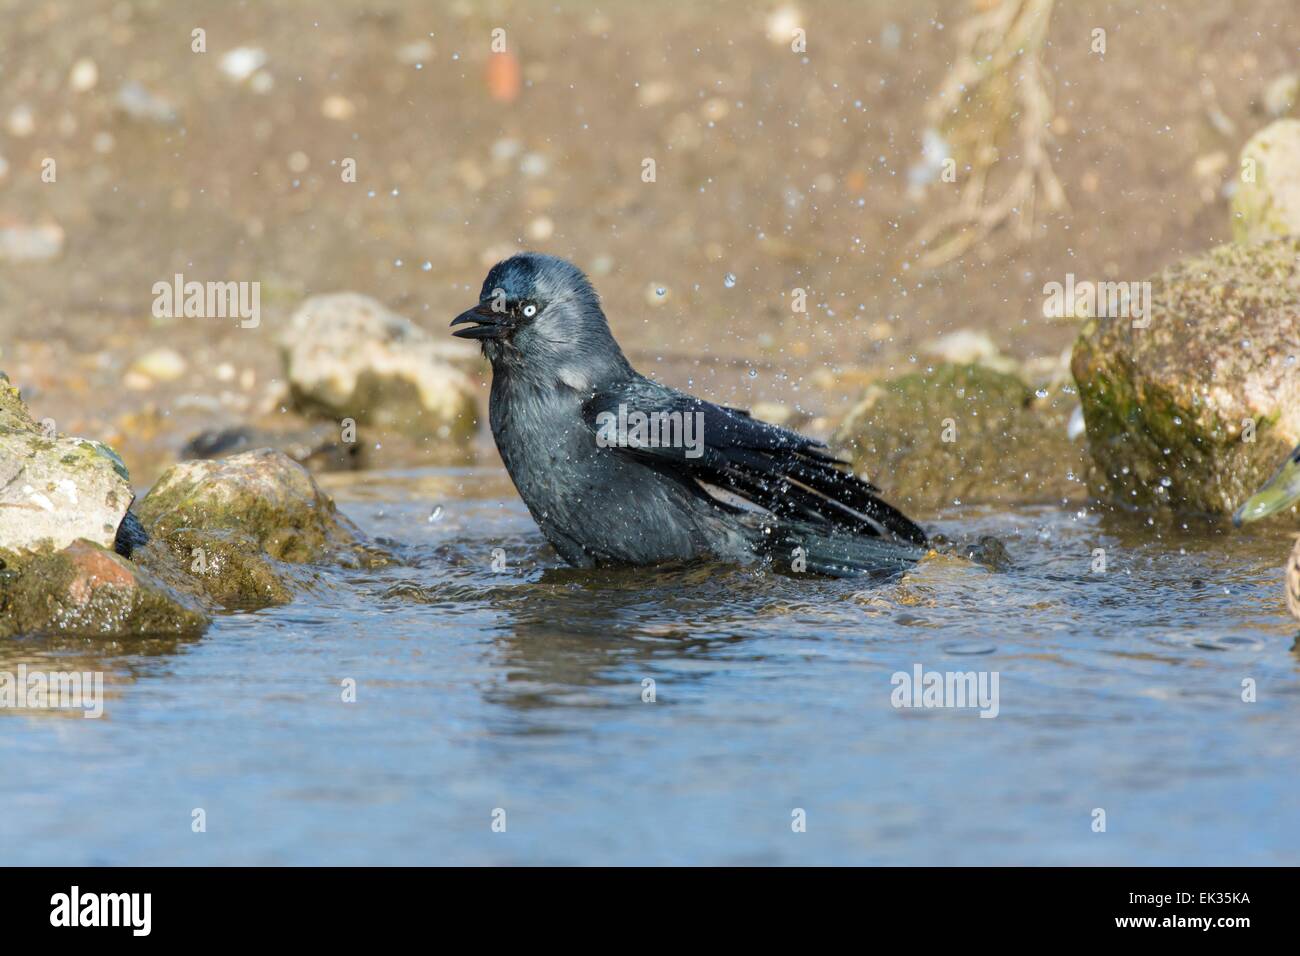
451 253 926 576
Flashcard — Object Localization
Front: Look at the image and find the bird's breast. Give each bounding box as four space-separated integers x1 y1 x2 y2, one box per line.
486 381 712 565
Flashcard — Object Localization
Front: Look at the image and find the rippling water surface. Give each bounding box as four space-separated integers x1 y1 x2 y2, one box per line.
3 466 1299 865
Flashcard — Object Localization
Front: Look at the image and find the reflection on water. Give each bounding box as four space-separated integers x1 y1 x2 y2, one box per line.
1 467 1298 864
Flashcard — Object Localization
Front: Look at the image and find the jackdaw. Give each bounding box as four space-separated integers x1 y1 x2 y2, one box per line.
451 253 927 576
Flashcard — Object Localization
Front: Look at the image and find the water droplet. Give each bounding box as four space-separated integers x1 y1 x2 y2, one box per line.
421 261 432 271
723 273 737 288
1035 387 1049 399
656 287 666 297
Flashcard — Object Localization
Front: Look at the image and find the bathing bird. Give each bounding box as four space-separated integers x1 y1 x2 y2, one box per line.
450 253 927 576
1233 443 1300 621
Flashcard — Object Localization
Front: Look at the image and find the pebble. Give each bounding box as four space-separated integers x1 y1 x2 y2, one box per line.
321 95 356 121
69 58 99 92
6 104 35 138
220 47 268 83
116 82 177 124
0 221 64 262
519 153 549 177
765 6 803 46
129 348 188 383
396 39 435 65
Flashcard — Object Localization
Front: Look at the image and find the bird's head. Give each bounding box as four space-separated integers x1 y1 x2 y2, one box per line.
1234 443 1300 526
451 253 630 385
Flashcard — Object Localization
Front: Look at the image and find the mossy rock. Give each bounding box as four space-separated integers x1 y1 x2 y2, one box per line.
0 373 134 552
280 292 480 442
1071 237 1300 514
0 540 208 638
0 371 36 433
135 448 360 563
131 528 310 610
832 363 1087 512
1232 119 1300 244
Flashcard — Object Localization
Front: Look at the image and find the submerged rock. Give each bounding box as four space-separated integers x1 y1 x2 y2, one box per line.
281 293 480 441
0 373 135 552
1071 237 1300 514
0 539 207 638
832 363 1087 512
1232 119 1300 244
136 448 360 563
131 528 302 610
131 449 389 610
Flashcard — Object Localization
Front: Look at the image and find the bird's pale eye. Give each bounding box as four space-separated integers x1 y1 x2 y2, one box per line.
521 303 538 318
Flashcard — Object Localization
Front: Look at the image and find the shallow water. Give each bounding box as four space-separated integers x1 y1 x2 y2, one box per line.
2 465 1299 865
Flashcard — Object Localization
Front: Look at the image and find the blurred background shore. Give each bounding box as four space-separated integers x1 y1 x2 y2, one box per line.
1 0 1298 482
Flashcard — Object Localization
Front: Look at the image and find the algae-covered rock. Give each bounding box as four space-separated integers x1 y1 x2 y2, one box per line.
135 448 360 563
281 292 480 441
0 539 208 638
0 373 135 552
0 372 36 432
1071 237 1300 514
131 528 303 610
832 363 1087 512
130 449 391 611
0 374 203 638
1232 120 1300 244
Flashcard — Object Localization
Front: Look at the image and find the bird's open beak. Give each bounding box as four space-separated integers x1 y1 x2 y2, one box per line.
450 304 510 340
1233 447 1300 526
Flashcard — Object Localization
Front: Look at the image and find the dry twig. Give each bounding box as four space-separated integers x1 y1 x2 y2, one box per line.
913 0 1067 269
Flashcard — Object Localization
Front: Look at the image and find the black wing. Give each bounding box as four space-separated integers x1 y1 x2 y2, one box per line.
581 378 926 546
